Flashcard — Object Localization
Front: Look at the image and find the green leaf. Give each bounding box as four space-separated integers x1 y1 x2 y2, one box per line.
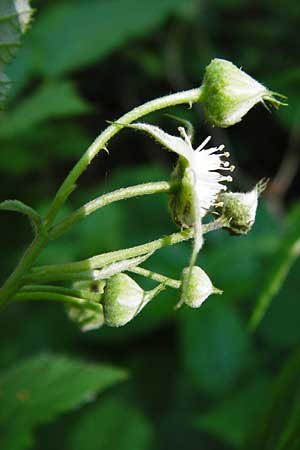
0 0 35 108
11 0 182 78
249 206 300 330
179 300 250 395
259 257 300 348
0 199 41 234
193 376 271 448
0 80 91 137
68 396 153 450
0 353 127 450
244 352 300 450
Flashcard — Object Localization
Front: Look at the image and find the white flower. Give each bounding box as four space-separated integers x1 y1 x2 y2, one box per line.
129 121 234 306
130 122 234 287
177 127 234 218
130 121 234 219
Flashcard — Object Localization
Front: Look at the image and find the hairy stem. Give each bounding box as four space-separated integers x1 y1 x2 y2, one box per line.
129 266 181 289
45 87 203 226
0 87 202 308
20 284 101 302
28 219 224 282
14 291 102 311
49 181 170 239
0 234 48 309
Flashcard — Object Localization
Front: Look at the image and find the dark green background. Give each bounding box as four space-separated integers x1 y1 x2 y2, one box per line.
1 1 300 449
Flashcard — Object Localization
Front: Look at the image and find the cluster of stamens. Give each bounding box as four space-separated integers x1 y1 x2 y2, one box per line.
178 129 235 217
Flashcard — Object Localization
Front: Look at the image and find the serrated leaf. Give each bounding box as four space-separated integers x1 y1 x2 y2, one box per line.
0 199 41 233
0 0 35 108
0 72 11 106
0 353 127 450
68 396 153 450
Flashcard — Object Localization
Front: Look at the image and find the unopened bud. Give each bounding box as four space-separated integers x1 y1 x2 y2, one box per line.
102 273 145 327
202 58 286 128
67 280 106 332
180 266 222 308
219 180 267 235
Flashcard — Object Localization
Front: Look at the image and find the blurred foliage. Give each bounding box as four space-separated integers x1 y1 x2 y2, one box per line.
0 0 300 449
0 0 35 108
0 354 126 450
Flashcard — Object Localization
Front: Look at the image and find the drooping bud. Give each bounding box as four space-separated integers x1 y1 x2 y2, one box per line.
102 273 145 327
180 266 222 308
201 58 286 128
219 180 267 235
66 280 106 332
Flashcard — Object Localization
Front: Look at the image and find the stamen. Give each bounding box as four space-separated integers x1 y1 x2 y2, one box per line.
196 135 212 152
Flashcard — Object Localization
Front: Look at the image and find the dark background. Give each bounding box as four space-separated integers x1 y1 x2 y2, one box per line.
0 1 300 449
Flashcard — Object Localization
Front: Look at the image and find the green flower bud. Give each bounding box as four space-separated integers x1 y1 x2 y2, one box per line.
66 280 106 332
180 266 222 308
202 58 286 128
219 180 267 235
67 304 105 332
102 273 145 327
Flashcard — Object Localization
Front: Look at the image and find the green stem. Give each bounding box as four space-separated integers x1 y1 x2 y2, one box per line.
0 234 49 309
0 87 203 308
129 267 181 289
14 291 102 312
49 181 170 239
44 87 203 226
28 219 224 282
20 285 100 302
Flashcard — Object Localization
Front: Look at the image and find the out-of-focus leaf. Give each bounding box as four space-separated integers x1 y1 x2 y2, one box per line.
12 0 182 79
179 300 250 396
193 376 271 448
0 80 91 137
259 257 300 348
0 0 35 108
249 206 300 330
68 396 153 450
244 351 300 450
267 68 300 127
0 354 127 450
0 123 91 176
